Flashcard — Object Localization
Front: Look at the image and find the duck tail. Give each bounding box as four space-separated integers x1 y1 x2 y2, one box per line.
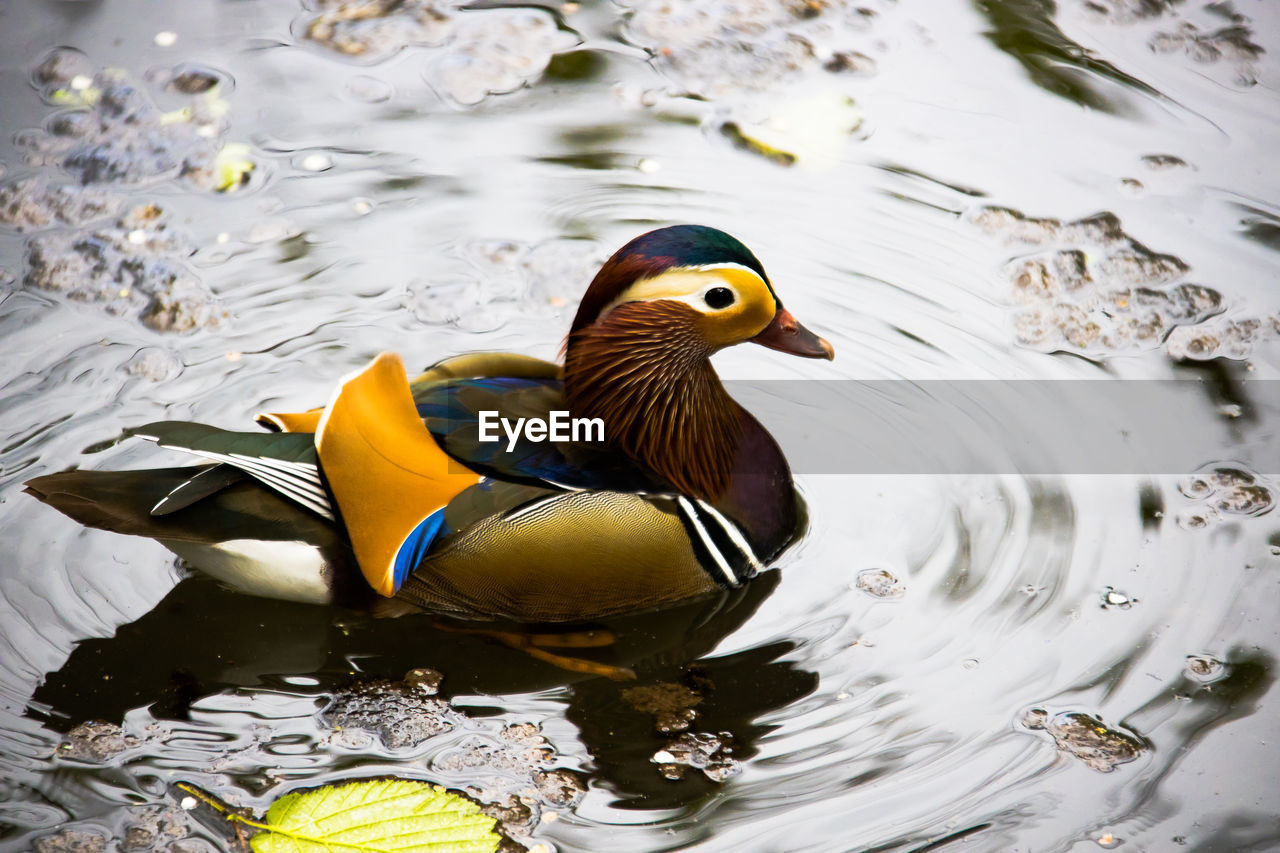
24 466 226 538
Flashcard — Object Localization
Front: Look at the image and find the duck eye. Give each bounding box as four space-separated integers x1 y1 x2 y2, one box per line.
703 287 735 310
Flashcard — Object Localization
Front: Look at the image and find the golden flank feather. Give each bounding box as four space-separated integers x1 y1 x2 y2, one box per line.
315 353 481 596
398 490 718 620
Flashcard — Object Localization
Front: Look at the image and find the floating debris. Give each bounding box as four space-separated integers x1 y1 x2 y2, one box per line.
24 205 221 332
433 722 581 839
404 666 444 692
211 143 254 192
968 205 1231 357
855 568 905 600
719 92 862 168
1020 708 1147 772
823 50 877 75
57 720 140 762
22 53 251 193
1176 506 1220 530
119 805 196 852
33 828 108 853
1140 153 1190 171
427 9 577 107
435 722 555 776
301 0 456 61
0 178 121 232
322 673 459 749
620 0 886 99
1079 0 1263 86
1166 315 1280 361
1185 654 1225 682
163 64 226 95
124 347 183 383
318 670 577 844
1149 24 1263 65
1100 586 1136 610
1176 465 1274 529
622 682 704 733
532 768 587 808
405 237 604 331
1118 177 1144 196
31 47 95 92
1077 0 1167 24
300 1 576 106
719 122 794 167
652 731 741 782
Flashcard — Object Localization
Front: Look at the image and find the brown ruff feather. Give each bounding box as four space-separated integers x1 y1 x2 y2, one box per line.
563 301 741 501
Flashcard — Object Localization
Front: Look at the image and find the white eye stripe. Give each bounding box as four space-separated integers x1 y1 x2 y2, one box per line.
597 263 766 318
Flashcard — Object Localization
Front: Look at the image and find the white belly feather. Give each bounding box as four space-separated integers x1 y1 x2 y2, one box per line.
162 538 334 605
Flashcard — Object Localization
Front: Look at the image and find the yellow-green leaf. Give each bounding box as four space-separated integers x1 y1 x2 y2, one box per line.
215 143 255 192
49 86 100 106
249 779 500 853
723 92 863 170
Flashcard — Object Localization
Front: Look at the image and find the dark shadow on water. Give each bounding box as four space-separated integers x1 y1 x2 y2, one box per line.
973 0 1161 114
567 635 817 810
30 571 816 811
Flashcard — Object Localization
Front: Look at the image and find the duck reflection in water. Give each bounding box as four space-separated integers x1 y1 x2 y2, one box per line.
34 570 817 809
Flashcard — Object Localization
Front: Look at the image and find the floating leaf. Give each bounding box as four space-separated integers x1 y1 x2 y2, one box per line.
49 85 101 106
721 92 863 170
249 779 500 853
215 143 255 192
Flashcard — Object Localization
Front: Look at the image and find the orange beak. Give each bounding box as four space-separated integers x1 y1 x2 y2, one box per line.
750 306 835 360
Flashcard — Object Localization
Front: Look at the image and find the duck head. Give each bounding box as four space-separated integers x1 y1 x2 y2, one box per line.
564 225 833 501
567 224 834 362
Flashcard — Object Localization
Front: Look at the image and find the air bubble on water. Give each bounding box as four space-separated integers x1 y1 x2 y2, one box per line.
298 152 334 172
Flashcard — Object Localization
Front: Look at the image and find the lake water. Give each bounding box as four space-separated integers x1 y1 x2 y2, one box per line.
1 1 1278 850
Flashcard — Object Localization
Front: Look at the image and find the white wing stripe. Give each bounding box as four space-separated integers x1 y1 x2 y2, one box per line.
217 459 333 520
161 447 334 520
228 452 326 499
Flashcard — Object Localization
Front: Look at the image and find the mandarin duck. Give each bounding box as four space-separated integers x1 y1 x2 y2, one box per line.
26 225 834 622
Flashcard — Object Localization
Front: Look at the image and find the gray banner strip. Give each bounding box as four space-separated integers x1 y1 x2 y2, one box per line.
729 380 1279 475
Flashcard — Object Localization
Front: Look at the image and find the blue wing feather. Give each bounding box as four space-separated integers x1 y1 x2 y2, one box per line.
392 509 448 592
414 377 651 491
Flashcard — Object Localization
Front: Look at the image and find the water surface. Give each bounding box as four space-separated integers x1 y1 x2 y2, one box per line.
1 1 1279 850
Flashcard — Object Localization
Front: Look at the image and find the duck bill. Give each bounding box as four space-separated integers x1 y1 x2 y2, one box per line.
750 307 835 360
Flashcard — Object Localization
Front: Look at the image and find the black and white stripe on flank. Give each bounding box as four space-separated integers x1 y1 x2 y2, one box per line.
675 496 762 588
